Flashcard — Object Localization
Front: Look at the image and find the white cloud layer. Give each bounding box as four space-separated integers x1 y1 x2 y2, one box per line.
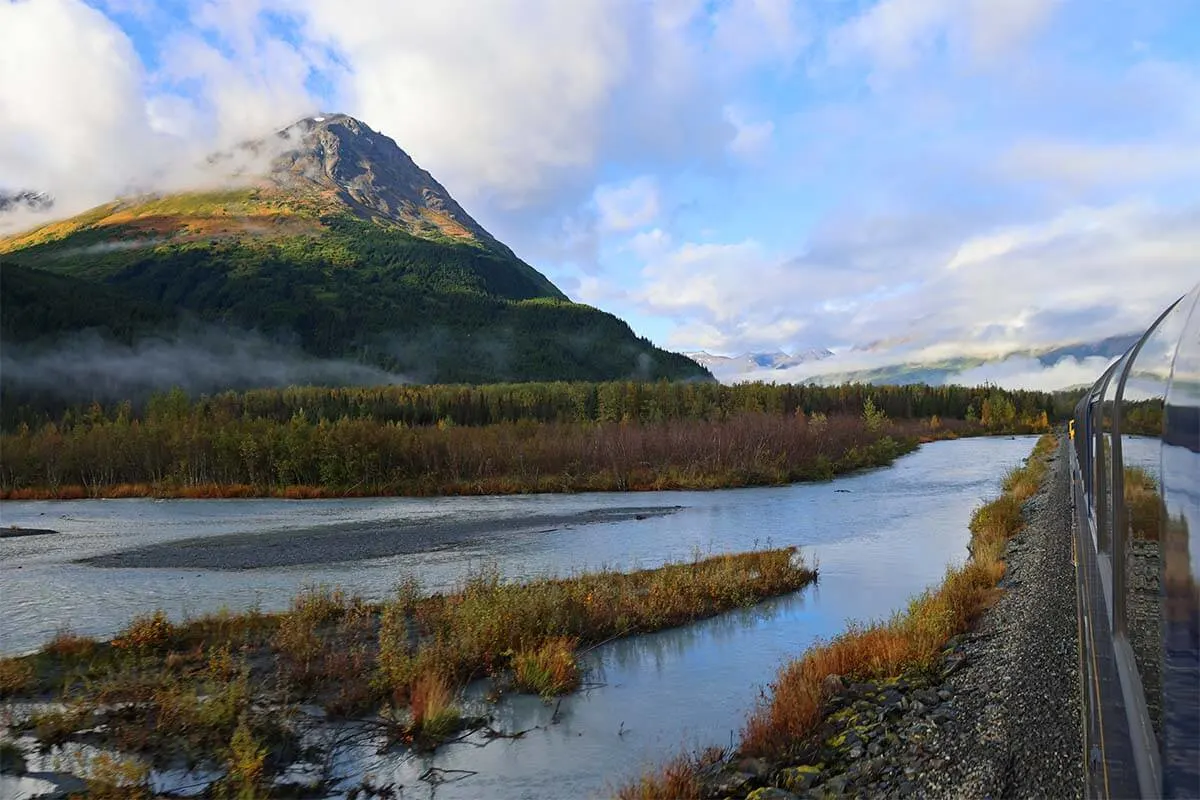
829 0 1060 74
2 0 1198 383
639 201 1200 359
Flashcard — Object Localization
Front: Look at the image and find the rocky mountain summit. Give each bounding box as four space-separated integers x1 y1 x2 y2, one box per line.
0 190 53 215
217 114 513 255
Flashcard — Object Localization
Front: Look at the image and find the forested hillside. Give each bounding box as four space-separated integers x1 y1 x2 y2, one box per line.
0 115 710 392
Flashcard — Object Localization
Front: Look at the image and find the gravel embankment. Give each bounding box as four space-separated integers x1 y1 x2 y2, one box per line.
913 435 1082 799
696 437 1083 800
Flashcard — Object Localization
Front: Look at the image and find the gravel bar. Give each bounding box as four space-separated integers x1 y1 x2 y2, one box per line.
79 505 682 570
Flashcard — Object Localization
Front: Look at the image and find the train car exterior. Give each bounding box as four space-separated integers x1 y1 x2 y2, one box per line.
1070 282 1199 799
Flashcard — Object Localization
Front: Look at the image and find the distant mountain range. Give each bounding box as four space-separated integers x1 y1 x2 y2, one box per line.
684 349 834 377
691 334 1139 387
0 114 709 402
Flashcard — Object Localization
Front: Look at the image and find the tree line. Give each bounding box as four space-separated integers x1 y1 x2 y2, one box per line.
6 381 1066 433
0 381 1057 499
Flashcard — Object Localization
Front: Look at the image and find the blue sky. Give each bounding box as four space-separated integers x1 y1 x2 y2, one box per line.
2 0 1199 386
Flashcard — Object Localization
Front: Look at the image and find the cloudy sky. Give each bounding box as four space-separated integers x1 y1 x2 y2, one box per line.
2 0 1199 384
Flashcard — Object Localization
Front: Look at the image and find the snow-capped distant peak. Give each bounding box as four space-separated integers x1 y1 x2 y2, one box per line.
684 349 834 380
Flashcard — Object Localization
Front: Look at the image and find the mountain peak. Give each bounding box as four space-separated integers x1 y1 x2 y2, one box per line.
204 112 510 255
0 190 54 215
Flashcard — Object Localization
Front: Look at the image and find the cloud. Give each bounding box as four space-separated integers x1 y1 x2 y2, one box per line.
1 325 406 403
1000 140 1200 189
712 0 810 71
0 0 161 210
828 0 1060 75
945 354 1113 391
724 106 775 159
630 201 1200 359
593 176 661 232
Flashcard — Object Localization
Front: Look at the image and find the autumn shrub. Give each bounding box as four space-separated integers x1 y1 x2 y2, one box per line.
0 658 34 697
273 584 354 689
112 610 175 653
43 627 98 660
79 752 151 800
219 718 269 800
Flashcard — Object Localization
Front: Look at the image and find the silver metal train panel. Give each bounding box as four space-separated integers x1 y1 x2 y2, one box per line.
1070 282 1200 799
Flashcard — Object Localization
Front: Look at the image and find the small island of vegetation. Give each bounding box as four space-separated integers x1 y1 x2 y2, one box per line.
0 547 815 797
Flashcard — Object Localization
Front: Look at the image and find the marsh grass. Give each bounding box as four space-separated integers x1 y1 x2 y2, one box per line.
0 658 33 697
43 628 98 660
627 432 1058 794
613 747 725 800
407 673 461 744
511 637 581 697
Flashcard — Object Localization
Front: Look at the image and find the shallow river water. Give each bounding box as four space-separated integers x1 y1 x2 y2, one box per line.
0 436 1037 798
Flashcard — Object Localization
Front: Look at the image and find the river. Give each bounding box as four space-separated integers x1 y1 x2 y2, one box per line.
0 436 1037 798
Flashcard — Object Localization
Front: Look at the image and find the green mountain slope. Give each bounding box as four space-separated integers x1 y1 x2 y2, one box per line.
0 115 709 388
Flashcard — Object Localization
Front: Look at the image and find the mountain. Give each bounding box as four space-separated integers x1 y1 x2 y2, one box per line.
0 190 53 215
685 349 834 381
689 333 1138 389
1032 333 1140 365
0 114 709 399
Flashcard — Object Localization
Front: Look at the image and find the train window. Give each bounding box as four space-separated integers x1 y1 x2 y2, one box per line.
1115 295 1190 753
1160 286 1200 797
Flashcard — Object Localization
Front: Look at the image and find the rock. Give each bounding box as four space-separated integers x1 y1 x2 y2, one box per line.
848 746 864 760
0 742 26 775
708 770 753 795
867 741 882 757
737 757 774 780
913 689 941 707
1 772 88 799
821 674 845 696
936 689 952 702
746 788 800 800
931 707 955 724
818 775 850 796
778 765 822 793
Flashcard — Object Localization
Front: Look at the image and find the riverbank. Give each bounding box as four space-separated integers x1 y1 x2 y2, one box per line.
620 432 1063 799
0 548 815 798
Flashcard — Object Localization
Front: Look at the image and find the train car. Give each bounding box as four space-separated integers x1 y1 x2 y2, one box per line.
1070 282 1199 798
